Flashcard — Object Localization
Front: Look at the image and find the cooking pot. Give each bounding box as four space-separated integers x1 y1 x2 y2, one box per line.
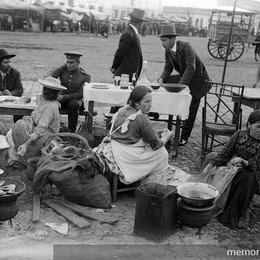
177 198 215 228
0 177 26 221
177 182 219 207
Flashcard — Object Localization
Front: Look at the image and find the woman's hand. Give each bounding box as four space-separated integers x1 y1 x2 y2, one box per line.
160 128 174 145
161 128 171 138
158 78 164 87
230 157 248 167
17 143 28 156
57 95 63 102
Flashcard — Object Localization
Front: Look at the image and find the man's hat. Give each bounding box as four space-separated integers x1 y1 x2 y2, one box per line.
0 49 16 61
64 51 83 60
158 25 180 37
129 8 148 22
38 77 67 91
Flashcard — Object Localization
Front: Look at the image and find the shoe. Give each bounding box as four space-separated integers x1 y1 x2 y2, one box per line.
179 139 188 146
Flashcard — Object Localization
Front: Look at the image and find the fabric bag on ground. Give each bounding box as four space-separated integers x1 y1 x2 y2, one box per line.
33 145 111 209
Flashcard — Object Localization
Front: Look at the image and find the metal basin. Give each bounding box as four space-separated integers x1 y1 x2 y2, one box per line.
177 182 219 207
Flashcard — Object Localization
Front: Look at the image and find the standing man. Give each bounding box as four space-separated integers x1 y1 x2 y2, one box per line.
110 8 147 82
158 25 210 146
49 51 91 133
0 49 24 122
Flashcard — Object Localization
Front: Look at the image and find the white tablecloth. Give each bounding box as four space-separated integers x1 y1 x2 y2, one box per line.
243 88 260 99
84 83 192 119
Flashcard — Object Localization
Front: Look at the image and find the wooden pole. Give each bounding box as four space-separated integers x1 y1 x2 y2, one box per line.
221 0 237 83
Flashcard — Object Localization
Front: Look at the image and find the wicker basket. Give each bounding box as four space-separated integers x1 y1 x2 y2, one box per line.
42 133 91 156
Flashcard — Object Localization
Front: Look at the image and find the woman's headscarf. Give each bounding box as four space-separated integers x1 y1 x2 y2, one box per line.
247 109 260 126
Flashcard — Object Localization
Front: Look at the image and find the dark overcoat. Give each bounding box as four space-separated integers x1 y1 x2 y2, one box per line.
111 26 143 79
160 40 210 100
0 67 23 96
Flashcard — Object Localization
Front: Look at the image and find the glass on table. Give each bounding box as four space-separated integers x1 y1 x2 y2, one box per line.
114 76 121 87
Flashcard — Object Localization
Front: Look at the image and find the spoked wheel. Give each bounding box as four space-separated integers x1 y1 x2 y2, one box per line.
207 39 222 59
218 34 245 61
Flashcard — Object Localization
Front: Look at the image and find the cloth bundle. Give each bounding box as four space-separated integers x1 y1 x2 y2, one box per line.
33 145 111 209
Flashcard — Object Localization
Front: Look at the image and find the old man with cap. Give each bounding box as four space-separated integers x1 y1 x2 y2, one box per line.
49 51 91 133
0 49 24 122
110 8 147 82
158 25 210 146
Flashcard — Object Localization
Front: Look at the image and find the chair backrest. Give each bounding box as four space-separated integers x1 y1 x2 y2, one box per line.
203 81 244 130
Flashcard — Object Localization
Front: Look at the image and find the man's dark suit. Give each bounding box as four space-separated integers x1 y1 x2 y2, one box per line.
111 25 143 81
0 67 23 96
160 40 210 141
0 67 23 122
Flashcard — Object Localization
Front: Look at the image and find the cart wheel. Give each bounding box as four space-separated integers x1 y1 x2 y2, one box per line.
218 34 245 61
207 39 222 59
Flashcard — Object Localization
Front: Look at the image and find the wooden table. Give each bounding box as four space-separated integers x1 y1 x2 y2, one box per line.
83 83 192 157
233 88 260 124
233 88 260 110
0 100 36 116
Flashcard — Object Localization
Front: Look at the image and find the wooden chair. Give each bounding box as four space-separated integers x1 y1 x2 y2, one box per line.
111 173 140 202
201 81 244 161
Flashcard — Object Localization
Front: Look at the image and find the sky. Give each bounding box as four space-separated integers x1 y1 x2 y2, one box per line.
163 0 218 9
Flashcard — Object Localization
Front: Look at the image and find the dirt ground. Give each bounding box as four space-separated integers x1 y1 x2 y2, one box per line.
0 31 260 259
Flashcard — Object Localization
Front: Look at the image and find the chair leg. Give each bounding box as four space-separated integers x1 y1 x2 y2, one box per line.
209 134 214 152
112 174 118 203
201 132 206 163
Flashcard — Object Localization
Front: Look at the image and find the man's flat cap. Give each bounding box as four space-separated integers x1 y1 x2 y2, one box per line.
64 51 83 59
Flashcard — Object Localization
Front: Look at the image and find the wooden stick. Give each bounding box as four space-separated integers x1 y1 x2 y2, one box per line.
43 199 91 229
61 200 119 225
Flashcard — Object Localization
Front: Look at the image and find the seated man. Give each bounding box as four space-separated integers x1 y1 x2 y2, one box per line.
49 51 91 133
0 49 24 122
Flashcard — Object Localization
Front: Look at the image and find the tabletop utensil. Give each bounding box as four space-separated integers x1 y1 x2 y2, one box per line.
114 76 121 87
92 84 109 89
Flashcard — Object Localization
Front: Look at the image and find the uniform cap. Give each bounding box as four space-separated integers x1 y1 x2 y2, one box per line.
64 51 83 60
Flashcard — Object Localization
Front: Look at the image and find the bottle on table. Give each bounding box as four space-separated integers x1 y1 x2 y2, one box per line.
137 60 151 89
120 74 129 89
132 73 136 87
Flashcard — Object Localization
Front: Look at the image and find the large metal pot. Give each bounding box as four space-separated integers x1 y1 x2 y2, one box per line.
0 177 26 221
177 182 219 207
177 199 215 228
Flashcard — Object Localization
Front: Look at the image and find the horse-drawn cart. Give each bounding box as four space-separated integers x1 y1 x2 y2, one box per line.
207 8 255 61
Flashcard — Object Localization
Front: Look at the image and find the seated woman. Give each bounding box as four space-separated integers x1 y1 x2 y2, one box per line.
95 85 174 185
6 77 66 167
203 109 260 229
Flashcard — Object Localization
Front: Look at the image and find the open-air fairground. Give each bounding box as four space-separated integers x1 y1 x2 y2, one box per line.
0 31 260 259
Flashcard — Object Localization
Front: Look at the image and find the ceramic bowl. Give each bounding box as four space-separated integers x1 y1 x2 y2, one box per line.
163 83 186 93
151 83 160 90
